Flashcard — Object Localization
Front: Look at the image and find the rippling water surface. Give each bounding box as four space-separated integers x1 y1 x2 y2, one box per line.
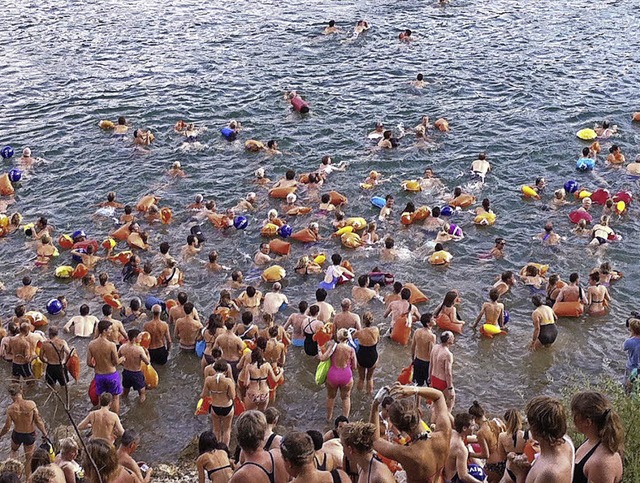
1 0 640 463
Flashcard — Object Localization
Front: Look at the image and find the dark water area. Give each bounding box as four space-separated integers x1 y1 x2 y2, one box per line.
1 0 639 463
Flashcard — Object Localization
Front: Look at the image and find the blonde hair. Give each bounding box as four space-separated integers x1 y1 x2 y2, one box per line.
341 422 377 453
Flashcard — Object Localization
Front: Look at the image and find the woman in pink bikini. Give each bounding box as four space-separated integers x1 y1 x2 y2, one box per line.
241 348 282 412
318 329 356 421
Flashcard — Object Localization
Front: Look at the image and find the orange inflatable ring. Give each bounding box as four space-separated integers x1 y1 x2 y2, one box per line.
269 239 291 255
290 228 318 243
403 283 428 304
136 195 158 212
269 186 296 199
435 313 463 334
450 194 476 208
553 301 584 317
328 191 348 206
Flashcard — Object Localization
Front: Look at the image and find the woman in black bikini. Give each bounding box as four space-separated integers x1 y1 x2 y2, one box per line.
280 431 351 483
496 409 530 476
354 312 380 394
340 422 395 483
201 314 224 371
196 430 233 483
201 360 235 447
571 391 623 483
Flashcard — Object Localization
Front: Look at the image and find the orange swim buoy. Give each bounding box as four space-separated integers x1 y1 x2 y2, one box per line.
103 294 122 309
58 235 74 250
435 313 463 334
397 364 413 384
313 322 334 347
403 283 429 304
552 301 584 317
269 186 297 199
0 173 15 196
127 232 146 250
111 223 132 242
160 207 172 224
67 350 81 381
269 239 291 255
450 194 475 208
72 264 89 279
290 228 318 243
328 191 348 206
390 315 412 345
413 206 431 221
138 331 151 349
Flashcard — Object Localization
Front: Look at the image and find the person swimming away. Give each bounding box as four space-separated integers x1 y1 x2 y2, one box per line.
471 152 490 181
412 73 425 88
324 20 338 35
594 120 617 138
399 29 413 42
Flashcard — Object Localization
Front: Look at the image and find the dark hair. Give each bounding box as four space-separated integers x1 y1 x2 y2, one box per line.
389 398 419 432
501 271 513 282
385 237 394 249
97 319 112 334
177 292 188 305
468 400 485 419
358 275 369 287
321 193 330 204
121 429 139 447
526 396 566 446
431 206 441 217
571 391 624 454
393 281 403 294
316 288 327 302
30 448 51 474
298 300 309 313
420 312 432 327
400 288 411 301
198 430 222 455
130 298 141 311
102 304 113 316
489 288 500 302
532 294 545 307
127 328 141 341
183 302 194 315
241 311 253 325
213 359 228 373
306 430 324 451
582 147 590 156
285 169 295 180
417 73 423 81
159 241 170 254
236 410 267 452
331 253 342 265
328 20 335 27
454 413 474 433
570 273 579 283
280 431 315 468
434 243 444 251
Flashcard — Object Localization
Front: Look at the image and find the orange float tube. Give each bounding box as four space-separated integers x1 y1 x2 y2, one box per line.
269 186 296 199
391 315 412 345
552 301 584 317
269 239 291 255
435 313 463 334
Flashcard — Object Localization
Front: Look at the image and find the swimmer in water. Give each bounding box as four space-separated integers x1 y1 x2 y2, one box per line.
368 122 385 140
18 148 35 170
361 222 379 245
471 152 490 181
594 120 617 138
434 118 450 132
114 116 128 135
377 130 396 149
573 218 589 236
98 191 124 209
167 161 186 178
626 154 640 175
363 170 383 187
324 20 338 35
133 128 154 145
254 243 272 266
380 238 398 261
552 188 568 208
233 192 257 213
318 193 336 213
534 177 546 193
520 265 545 290
378 195 394 221
399 29 412 42
318 155 347 176
412 73 425 88
473 288 506 332
590 215 615 246
530 294 558 350
536 222 561 246
586 272 610 316
492 271 515 297
419 168 443 191
254 167 271 186
186 194 205 211
589 141 600 158
606 145 625 165
354 20 370 36
489 238 506 259
592 261 621 286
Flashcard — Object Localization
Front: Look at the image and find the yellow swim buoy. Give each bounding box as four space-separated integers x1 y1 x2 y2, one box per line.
429 250 451 266
474 212 496 226
54 266 74 278
313 253 326 265
334 225 354 236
402 180 422 192
577 190 592 199
360 183 374 190
615 201 626 215
576 128 597 140
341 232 362 249
98 120 115 129
521 186 540 199
345 217 367 231
261 223 279 237
262 265 286 282
142 363 159 389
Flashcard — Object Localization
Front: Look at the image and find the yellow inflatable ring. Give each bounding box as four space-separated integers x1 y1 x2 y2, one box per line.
313 253 326 265
474 212 496 226
55 266 74 278
261 223 279 237
402 180 422 192
429 251 450 265
262 265 286 282
576 128 597 140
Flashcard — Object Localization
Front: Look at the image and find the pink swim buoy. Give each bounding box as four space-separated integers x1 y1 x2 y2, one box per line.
590 188 610 206
568 210 592 224
290 95 310 114
613 191 632 205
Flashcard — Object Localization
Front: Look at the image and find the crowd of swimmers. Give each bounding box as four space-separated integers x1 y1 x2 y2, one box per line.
2 13 640 483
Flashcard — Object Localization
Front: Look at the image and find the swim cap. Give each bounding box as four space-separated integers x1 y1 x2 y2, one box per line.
173 161 181 168
582 197 592 205
286 193 297 203
195 194 204 203
268 209 278 219
255 168 265 178
309 222 319 231
247 192 256 201
23 147 31 156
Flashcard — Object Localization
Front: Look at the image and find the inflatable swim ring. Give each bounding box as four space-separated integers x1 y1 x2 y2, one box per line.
413 206 431 221
313 322 334 347
345 217 367 231
58 234 74 250
269 186 297 199
98 120 115 129
290 228 317 243
590 188 610 206
474 212 496 226
371 196 386 209
613 191 632 205
480 323 507 339
67 351 80 381
55 266 74 279
25 311 48 328
334 225 354 237
402 180 422 192
111 223 132 242
142 363 159 389
521 186 540 199
160 207 172 224
72 264 89 279
341 232 361 248
429 250 451 266
576 128 597 140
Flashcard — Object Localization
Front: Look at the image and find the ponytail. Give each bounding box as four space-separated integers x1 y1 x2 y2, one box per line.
600 408 624 455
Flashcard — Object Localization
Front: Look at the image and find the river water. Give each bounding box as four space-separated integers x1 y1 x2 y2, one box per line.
1 0 640 464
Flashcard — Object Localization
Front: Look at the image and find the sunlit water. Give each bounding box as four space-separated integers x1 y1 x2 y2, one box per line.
1 0 640 463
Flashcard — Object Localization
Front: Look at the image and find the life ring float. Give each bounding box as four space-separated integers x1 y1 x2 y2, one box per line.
136 195 158 212
32 357 44 379
576 128 597 140
521 186 540 199
553 301 584 317
391 315 412 345
25 311 48 328
58 235 74 250
98 120 115 129
142 363 159 389
234 396 246 417
245 140 265 152
262 265 286 282
450 194 476 208
328 191 348 206
261 223 280 237
341 232 362 248
474 212 496 226
298 173 310 184
435 313 463 334
111 223 132 242
429 250 451 266
345 217 367 231
404 283 428 304
290 228 318 243
615 201 626 215
590 188 610 205
269 239 291 255
402 180 422 192
568 210 592 224
269 186 296 199
480 324 507 339
313 323 334 347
